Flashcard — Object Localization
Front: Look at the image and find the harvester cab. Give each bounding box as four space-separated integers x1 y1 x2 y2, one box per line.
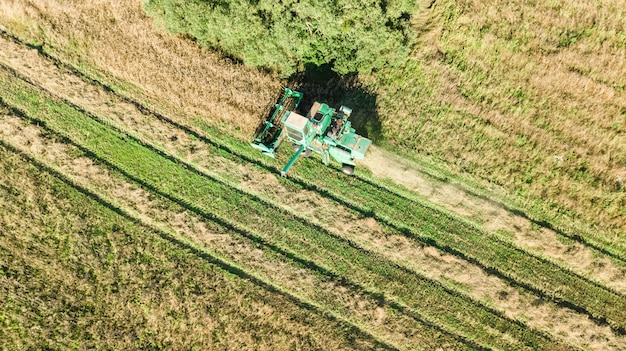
251 88 371 177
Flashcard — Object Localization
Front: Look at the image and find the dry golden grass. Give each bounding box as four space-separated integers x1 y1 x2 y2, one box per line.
1 0 280 134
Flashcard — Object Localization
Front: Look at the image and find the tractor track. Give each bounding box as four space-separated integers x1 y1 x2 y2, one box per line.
0 29 625 348
0 89 560 351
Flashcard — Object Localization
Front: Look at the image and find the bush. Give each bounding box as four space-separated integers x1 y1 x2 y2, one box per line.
144 0 417 77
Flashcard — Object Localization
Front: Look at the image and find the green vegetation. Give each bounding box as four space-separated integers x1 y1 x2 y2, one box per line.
368 0 626 240
0 66 571 350
1 0 626 348
144 0 418 76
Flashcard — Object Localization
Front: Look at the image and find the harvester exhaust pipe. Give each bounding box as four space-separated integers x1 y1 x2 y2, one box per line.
281 144 305 177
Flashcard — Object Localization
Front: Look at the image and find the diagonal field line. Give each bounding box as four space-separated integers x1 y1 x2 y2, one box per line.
0 58 622 340
0 94 501 349
0 75 568 350
1 28 620 269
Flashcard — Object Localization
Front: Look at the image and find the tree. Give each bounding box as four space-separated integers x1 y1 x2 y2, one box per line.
145 0 417 77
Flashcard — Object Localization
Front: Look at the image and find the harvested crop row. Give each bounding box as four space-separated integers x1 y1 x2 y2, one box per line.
0 110 478 351
0 145 392 351
1 44 620 350
147 93 626 334
297 164 626 328
0 42 618 349
0 67 567 350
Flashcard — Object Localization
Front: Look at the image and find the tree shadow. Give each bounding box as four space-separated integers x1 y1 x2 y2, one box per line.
287 63 382 142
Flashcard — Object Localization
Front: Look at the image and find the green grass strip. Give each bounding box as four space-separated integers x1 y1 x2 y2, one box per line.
0 126 474 351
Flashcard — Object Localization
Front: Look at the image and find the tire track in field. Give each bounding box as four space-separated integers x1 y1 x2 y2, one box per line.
0 82 566 350
0 35 620 350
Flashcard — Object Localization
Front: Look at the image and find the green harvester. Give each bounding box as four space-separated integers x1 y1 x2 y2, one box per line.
251 88 371 176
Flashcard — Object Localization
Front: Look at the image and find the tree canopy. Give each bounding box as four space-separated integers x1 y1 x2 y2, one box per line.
144 0 418 77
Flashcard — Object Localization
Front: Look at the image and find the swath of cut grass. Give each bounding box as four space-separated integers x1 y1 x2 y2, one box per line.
0 41 620 348
0 0 620 344
3 41 620 351
0 0 623 275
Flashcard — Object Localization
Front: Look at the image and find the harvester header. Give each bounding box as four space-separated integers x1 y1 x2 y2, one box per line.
251 88 371 176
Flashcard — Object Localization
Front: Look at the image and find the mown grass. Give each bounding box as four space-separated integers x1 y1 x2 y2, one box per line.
177 96 626 335
0 66 569 350
0 45 617 347
0 109 478 350
0 146 387 350
2 33 620 346
1 0 625 344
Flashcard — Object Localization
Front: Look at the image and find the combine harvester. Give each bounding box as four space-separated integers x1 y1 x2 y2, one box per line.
251 88 371 176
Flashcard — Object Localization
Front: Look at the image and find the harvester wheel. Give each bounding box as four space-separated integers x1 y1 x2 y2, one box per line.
302 148 312 158
292 143 301 152
341 164 355 176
